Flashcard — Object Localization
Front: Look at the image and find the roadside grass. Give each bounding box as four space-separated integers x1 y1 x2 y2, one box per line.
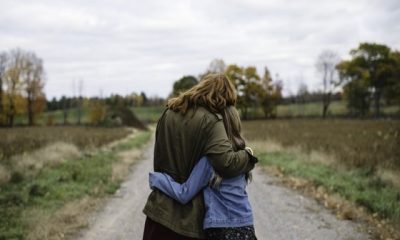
258 151 400 224
0 130 151 240
113 130 151 152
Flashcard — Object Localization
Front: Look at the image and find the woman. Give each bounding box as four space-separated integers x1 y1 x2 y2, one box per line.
149 106 258 240
143 74 257 240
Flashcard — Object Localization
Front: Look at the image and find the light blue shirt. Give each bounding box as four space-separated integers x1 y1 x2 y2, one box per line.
149 156 254 229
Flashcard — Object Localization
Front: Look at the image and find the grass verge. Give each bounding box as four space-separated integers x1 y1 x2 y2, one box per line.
259 152 400 221
0 130 151 240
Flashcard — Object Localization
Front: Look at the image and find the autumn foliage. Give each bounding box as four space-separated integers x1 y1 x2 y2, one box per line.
0 49 46 126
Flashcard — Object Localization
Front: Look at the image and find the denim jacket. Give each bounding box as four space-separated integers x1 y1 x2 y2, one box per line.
149 156 254 229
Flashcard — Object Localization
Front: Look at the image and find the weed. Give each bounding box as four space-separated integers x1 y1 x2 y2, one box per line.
0 130 151 239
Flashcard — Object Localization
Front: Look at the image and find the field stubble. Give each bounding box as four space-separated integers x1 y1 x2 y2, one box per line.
0 126 132 162
243 119 400 170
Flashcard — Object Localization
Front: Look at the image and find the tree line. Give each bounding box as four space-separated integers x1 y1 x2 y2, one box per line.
46 92 165 125
1 42 398 127
0 49 46 126
172 42 400 119
0 48 166 127
171 59 283 119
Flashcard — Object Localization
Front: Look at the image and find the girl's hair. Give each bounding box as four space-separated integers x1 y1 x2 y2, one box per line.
211 106 252 188
167 73 237 114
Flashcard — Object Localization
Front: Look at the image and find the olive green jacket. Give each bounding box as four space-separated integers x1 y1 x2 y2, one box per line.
143 107 256 239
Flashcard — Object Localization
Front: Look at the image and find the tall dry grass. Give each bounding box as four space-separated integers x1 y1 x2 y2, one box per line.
11 142 81 180
0 126 131 161
243 119 400 169
24 196 103 240
0 164 10 186
249 140 337 167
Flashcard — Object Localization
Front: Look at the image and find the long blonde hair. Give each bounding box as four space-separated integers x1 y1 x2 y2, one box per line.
211 106 252 188
167 74 236 114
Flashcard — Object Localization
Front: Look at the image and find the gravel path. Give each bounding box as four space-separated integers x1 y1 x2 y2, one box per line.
74 141 370 240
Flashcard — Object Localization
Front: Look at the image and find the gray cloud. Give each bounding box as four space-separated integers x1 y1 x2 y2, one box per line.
0 0 399 98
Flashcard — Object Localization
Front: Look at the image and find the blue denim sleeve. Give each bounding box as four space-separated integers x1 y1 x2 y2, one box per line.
149 156 213 204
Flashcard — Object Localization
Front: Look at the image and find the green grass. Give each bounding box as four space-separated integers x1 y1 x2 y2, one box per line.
131 106 165 123
12 101 399 127
259 151 400 223
277 101 399 117
14 108 92 126
113 130 152 151
0 130 151 240
243 100 399 118
13 106 165 126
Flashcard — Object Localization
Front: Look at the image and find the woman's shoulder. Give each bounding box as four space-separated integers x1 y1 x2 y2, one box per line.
192 107 222 122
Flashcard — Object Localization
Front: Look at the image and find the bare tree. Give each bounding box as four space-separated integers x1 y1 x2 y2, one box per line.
297 82 309 104
77 78 83 124
208 58 226 73
0 52 7 124
200 58 226 79
4 49 24 126
62 95 69 125
316 50 340 118
23 52 45 126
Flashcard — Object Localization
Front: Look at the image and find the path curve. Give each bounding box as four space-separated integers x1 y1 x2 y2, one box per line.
74 141 369 240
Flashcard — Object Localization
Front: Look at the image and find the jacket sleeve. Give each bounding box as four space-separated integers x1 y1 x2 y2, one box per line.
149 156 213 204
204 119 257 178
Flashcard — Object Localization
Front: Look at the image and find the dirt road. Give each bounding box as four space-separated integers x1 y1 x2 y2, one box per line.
74 141 370 240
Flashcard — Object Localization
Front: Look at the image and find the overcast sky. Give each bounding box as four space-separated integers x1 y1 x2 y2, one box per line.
1 0 399 98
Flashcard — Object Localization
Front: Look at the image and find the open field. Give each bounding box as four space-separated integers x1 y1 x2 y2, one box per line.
14 106 165 126
10 101 400 127
277 101 399 118
0 130 151 240
131 106 165 123
243 119 400 169
0 127 132 161
14 108 92 126
243 119 400 234
134 101 399 120
131 102 398 122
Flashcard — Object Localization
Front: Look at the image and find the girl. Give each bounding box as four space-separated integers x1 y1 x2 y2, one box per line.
149 106 258 240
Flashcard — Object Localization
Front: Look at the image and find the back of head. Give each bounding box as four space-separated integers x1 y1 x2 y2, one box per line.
167 73 236 114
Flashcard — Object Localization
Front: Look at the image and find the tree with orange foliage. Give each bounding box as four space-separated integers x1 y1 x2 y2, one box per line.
1 48 46 126
224 64 282 119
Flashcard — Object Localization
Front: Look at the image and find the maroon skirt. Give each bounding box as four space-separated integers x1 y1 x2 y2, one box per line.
142 217 202 240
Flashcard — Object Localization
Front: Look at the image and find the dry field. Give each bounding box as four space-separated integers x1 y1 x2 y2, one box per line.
243 119 400 169
242 119 400 238
0 126 132 161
